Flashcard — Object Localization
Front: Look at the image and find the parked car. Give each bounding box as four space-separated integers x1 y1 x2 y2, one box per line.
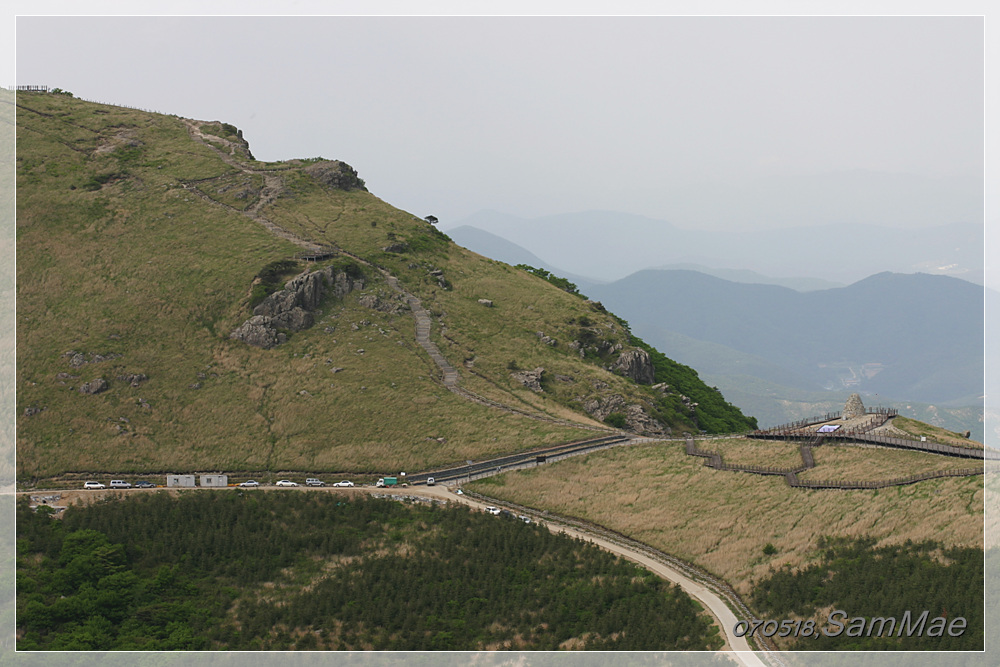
109 480 131 489
332 480 354 488
134 480 155 488
305 478 325 487
83 481 105 490
484 506 501 515
239 480 260 487
426 477 435 486
275 480 298 487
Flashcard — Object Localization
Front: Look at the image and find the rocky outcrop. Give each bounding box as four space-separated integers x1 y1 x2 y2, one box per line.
79 378 109 395
116 373 148 387
231 266 365 349
581 394 666 435
358 292 405 314
536 331 557 346
63 351 121 368
477 299 493 307
303 160 367 191
230 316 288 349
382 242 409 253
511 367 545 392
678 395 698 412
610 348 655 384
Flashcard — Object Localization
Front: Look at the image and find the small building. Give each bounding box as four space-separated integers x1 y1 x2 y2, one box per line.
166 474 196 488
200 474 228 488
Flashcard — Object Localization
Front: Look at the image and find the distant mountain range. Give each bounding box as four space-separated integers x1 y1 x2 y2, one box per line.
445 209 983 286
583 270 985 433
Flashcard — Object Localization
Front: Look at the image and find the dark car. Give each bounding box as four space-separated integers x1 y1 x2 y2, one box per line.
134 480 156 488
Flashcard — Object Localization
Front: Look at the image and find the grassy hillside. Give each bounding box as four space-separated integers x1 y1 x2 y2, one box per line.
16 92 753 482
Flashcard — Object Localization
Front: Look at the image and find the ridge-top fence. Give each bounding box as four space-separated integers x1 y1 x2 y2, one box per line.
9 86 169 116
751 407 897 438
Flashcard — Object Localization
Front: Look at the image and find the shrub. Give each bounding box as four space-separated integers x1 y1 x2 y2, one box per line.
516 265 581 296
604 413 627 429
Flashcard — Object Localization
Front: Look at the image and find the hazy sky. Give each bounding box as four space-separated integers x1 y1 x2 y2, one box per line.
11 9 986 233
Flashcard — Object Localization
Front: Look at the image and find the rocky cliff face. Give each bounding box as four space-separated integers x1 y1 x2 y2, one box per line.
610 348 656 385
304 160 367 191
581 394 667 436
230 266 365 349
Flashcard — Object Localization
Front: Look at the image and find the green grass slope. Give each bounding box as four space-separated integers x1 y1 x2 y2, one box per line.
16 92 753 482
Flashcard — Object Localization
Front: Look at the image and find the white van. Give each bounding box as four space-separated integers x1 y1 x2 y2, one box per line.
109 480 131 489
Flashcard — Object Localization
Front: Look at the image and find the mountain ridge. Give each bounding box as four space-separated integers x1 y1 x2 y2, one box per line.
15 92 754 481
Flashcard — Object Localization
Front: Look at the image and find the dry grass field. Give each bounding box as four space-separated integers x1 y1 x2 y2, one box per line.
469 439 984 596
701 437 803 468
888 415 983 449
797 443 983 482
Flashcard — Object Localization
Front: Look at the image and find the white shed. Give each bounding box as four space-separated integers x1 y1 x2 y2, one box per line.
166 474 196 488
200 474 228 488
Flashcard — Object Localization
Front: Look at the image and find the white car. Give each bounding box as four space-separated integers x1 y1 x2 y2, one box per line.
332 480 354 487
83 481 105 490
239 480 260 487
484 506 501 516
275 480 298 487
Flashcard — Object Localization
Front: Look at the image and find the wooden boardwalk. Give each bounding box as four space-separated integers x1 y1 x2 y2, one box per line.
686 433 984 490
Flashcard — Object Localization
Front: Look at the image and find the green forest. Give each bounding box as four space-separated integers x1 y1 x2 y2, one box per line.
16 492 723 651
751 537 982 650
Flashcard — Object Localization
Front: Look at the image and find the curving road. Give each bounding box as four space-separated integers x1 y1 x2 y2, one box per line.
410 484 771 666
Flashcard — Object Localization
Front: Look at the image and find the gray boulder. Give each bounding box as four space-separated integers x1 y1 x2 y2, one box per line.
116 373 148 387
610 348 656 385
79 378 109 395
230 315 286 349
511 367 545 392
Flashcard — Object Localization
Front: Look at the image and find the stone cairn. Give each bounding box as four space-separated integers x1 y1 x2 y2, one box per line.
842 392 866 419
